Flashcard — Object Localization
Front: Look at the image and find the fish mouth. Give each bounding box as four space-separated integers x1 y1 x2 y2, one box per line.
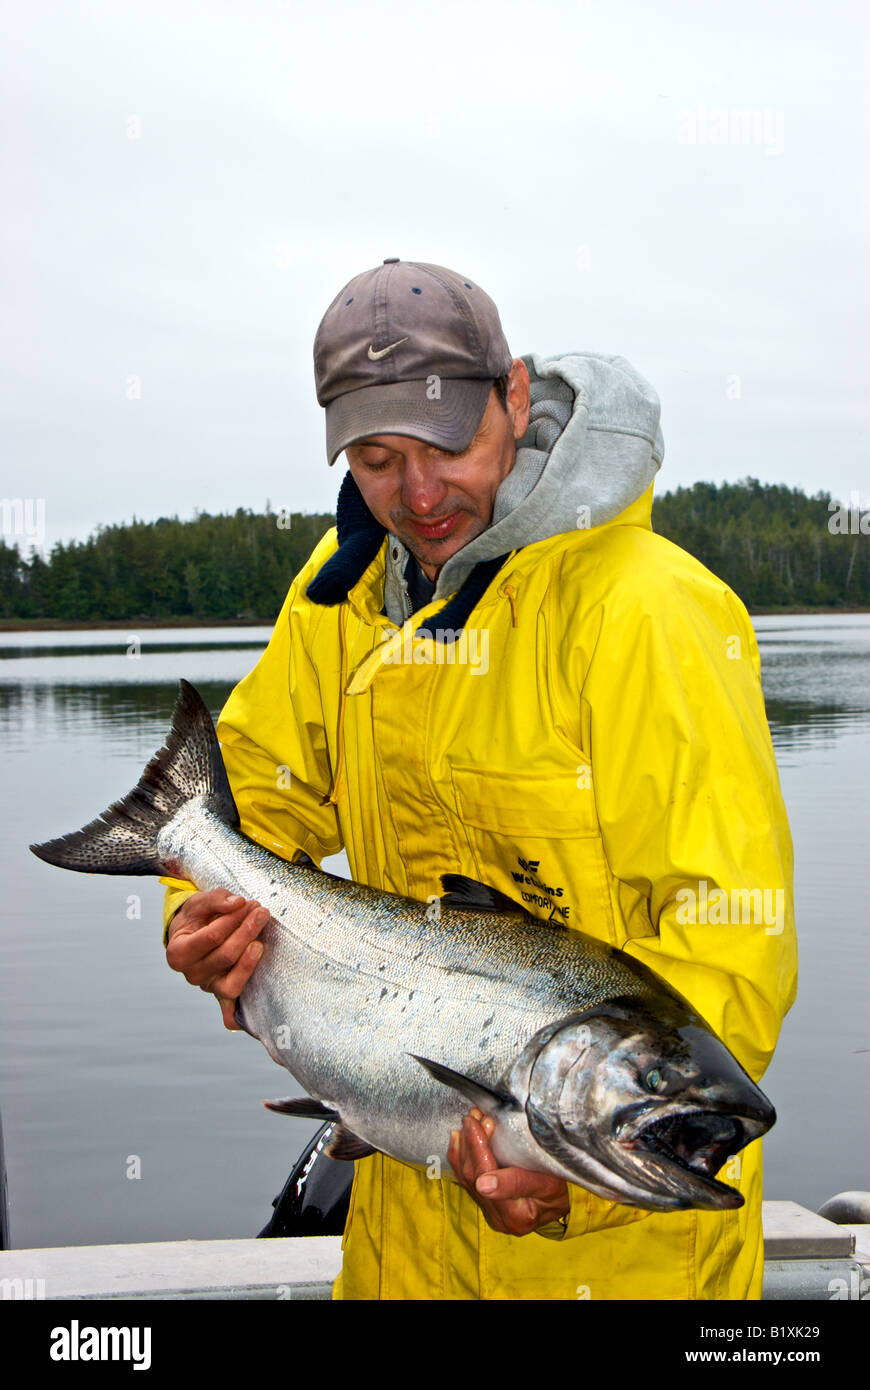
615 1102 771 1208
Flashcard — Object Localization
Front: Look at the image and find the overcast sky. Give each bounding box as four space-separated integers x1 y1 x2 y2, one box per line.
2 0 868 553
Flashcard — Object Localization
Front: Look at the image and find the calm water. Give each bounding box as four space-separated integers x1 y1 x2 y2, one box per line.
0 616 868 1249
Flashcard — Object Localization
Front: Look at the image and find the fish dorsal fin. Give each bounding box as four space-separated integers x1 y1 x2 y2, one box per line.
439 875 527 916
410 1054 519 1114
326 1126 378 1161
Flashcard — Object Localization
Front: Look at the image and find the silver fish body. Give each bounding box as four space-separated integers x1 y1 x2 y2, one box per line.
31 681 776 1212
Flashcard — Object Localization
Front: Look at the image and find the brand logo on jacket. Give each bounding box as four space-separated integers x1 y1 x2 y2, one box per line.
512 855 569 920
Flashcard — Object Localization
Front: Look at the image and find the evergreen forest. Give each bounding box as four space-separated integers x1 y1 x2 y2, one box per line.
1 480 867 624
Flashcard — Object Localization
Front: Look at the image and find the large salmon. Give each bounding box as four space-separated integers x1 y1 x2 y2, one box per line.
31 680 774 1212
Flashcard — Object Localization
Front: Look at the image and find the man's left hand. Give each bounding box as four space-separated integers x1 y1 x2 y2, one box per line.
448 1108 570 1236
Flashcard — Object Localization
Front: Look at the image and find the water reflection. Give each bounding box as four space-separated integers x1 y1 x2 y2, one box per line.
755 616 870 748
765 702 867 753
0 680 243 752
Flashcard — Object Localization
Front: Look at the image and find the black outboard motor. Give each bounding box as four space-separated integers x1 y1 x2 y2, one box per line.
258 1123 354 1238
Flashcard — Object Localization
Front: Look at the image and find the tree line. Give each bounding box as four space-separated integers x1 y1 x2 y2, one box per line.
0 508 335 622
0 480 867 622
651 479 869 608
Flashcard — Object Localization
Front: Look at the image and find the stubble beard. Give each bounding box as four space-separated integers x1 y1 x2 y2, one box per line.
391 501 484 576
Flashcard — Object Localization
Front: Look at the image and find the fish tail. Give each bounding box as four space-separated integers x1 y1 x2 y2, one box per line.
29 679 238 875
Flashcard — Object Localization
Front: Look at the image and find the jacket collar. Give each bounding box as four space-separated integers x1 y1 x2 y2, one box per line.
306 470 511 642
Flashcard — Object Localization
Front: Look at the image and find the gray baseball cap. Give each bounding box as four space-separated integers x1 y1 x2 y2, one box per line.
314 258 513 465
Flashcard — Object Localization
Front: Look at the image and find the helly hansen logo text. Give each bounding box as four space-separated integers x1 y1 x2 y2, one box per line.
49 1320 151 1370
675 881 785 935
380 627 489 674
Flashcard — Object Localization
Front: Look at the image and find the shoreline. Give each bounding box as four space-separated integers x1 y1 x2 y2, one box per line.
2 606 870 633
749 606 870 616
0 617 272 633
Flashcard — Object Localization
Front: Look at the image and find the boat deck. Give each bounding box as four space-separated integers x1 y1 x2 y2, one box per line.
1 1201 868 1300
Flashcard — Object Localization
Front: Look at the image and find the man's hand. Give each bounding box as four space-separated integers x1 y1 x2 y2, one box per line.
165 888 269 1030
448 1108 571 1236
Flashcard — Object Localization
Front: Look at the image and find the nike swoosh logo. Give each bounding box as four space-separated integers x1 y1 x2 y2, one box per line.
367 338 409 361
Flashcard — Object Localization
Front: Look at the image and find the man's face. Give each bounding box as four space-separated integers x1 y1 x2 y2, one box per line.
345 359 531 581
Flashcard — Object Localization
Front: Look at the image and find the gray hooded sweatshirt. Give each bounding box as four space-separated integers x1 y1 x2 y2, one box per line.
382 350 665 626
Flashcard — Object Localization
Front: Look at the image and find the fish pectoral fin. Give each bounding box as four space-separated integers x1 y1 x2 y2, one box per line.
262 1097 340 1120
438 874 528 916
410 1054 519 1114
325 1126 378 1161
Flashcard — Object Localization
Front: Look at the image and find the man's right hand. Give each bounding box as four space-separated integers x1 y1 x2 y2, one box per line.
165 889 269 1031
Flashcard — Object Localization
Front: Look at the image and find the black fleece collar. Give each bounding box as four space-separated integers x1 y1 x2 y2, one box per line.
305 470 511 643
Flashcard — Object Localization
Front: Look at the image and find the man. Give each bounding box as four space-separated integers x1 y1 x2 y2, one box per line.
163 259 797 1299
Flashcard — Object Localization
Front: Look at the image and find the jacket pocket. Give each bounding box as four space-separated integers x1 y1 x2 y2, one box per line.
448 762 619 943
450 764 599 838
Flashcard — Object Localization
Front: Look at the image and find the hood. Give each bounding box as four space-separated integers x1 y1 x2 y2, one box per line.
430 351 664 600
307 351 664 629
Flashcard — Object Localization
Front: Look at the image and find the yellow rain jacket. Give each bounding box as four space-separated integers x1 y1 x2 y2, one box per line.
163 352 797 1301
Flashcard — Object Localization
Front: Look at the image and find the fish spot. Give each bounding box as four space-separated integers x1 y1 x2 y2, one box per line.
482 1014 494 1030
379 987 388 999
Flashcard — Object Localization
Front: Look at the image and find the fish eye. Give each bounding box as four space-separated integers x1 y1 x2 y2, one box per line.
644 1067 664 1092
